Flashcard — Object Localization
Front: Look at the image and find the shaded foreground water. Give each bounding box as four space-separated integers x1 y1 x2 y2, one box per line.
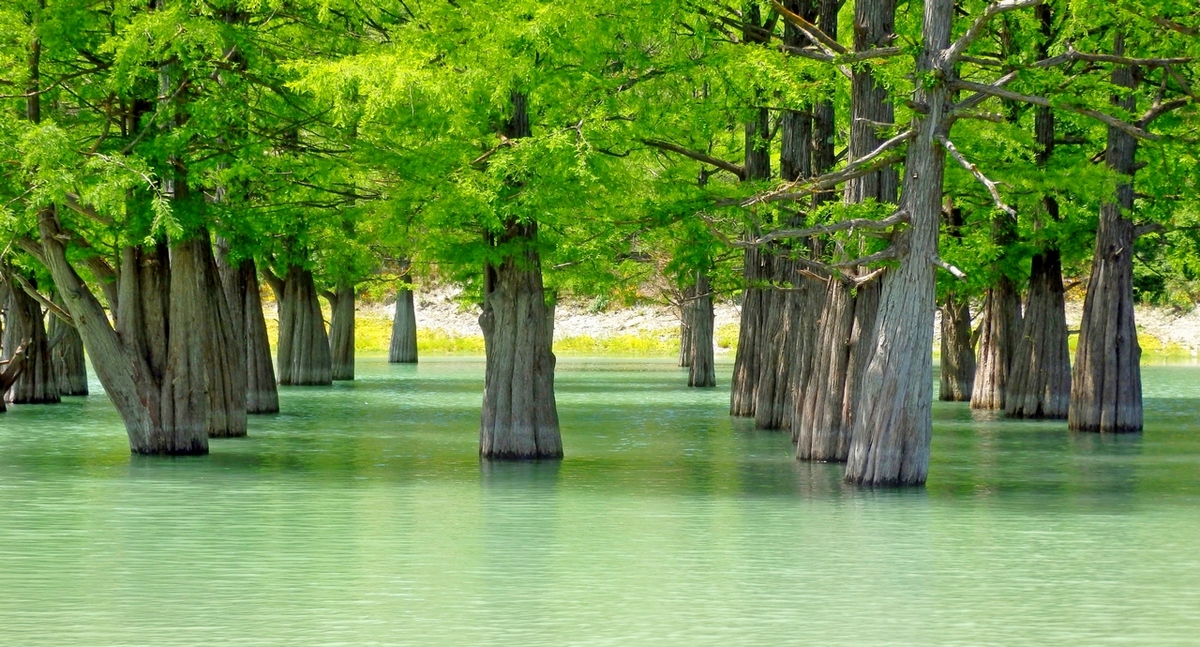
2 357 1199 646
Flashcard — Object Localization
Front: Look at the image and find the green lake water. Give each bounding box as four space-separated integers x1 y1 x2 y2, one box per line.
1 357 1199 646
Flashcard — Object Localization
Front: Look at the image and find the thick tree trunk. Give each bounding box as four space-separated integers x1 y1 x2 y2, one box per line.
796 278 856 459
2 277 59 404
970 276 1021 409
1007 249 1071 418
50 295 88 397
217 248 279 414
479 221 562 459
389 287 419 364
685 273 716 388
938 293 975 401
327 281 355 381
1070 35 1142 432
273 266 333 386
845 0 950 486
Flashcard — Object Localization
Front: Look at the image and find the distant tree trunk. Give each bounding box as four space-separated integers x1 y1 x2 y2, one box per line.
217 246 278 414
1007 79 1071 419
389 286 419 364
479 91 562 460
2 276 59 404
685 272 716 388
50 295 88 397
326 281 355 381
845 0 949 486
0 340 27 414
1070 34 1142 433
269 266 333 386
939 294 975 401
677 294 692 369
970 276 1021 409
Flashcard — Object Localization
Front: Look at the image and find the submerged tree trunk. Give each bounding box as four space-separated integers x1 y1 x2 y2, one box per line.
1070 35 1142 432
479 221 562 459
939 293 975 401
796 278 856 459
685 273 715 388
217 248 279 414
2 277 59 404
326 281 355 381
845 0 950 486
271 266 333 386
970 276 1021 410
1007 248 1071 418
49 295 88 397
677 293 692 369
479 91 562 460
389 286 418 364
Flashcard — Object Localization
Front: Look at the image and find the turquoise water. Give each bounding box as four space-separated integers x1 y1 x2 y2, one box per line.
1 357 1198 645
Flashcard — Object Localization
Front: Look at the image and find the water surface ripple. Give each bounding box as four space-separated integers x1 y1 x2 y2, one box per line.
1 357 1198 645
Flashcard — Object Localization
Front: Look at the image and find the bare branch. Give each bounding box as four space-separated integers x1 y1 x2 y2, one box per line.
931 255 968 281
938 135 1016 217
945 0 1044 64
62 193 116 227
12 274 73 324
952 79 1160 140
770 0 846 55
642 138 746 180
743 210 909 246
739 130 912 206
951 71 1019 114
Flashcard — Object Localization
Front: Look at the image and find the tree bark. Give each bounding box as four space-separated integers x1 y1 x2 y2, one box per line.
389 286 419 364
217 247 279 414
970 275 1021 409
327 281 355 381
2 275 59 404
845 0 950 486
50 294 88 397
939 293 975 401
796 277 856 459
479 220 562 459
1007 248 1071 418
685 273 716 388
677 292 692 368
1070 33 1142 433
272 266 333 386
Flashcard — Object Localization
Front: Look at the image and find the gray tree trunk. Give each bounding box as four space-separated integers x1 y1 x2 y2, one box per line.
970 276 1021 410
845 0 951 486
685 273 716 388
217 247 279 413
389 287 418 364
2 276 59 405
50 294 88 397
1070 33 1142 432
271 266 333 386
939 294 975 402
327 281 355 381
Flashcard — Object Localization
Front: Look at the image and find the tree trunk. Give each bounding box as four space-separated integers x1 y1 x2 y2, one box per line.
970 276 1021 409
939 293 975 401
478 91 562 460
796 277 856 460
479 221 562 459
50 294 88 397
217 247 279 414
2 276 59 404
845 0 950 486
685 272 716 388
327 281 355 381
677 292 692 369
1007 249 1071 418
389 286 419 364
1070 33 1142 433
273 266 333 386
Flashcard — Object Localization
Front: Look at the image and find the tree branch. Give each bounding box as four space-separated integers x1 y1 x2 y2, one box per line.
931 255 968 280
641 138 746 180
742 210 909 246
770 0 846 56
944 0 1044 64
938 135 1016 217
952 79 1160 140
